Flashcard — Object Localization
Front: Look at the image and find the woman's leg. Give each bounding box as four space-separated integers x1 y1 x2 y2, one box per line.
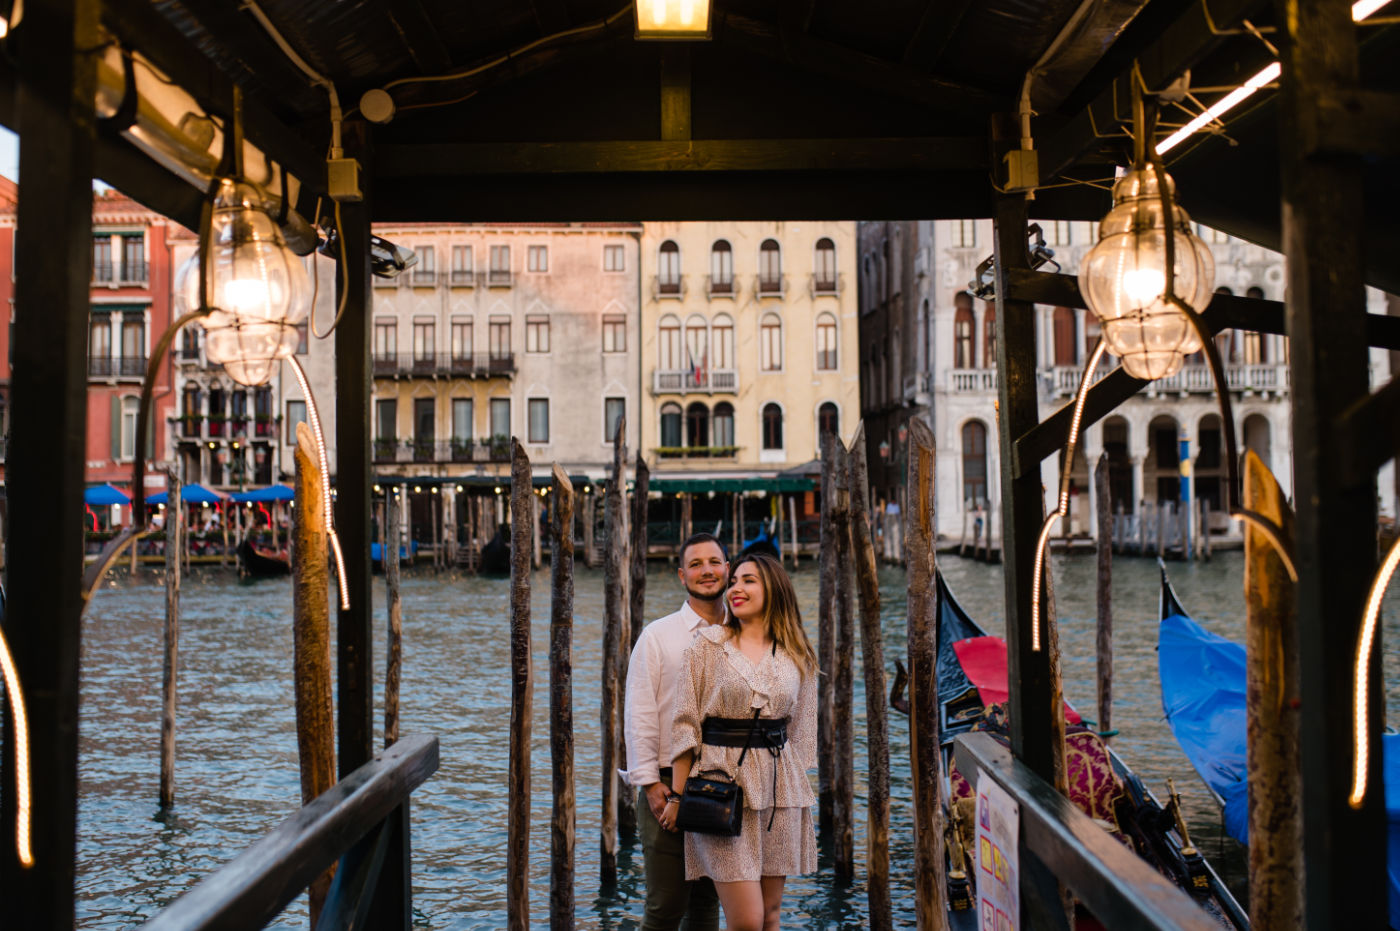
713 879 765 931
759 875 786 931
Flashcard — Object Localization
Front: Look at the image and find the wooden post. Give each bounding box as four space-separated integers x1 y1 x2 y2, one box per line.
1094 455 1113 736
430 490 441 570
731 490 741 555
508 440 534 931
532 491 543 571
775 489 785 566
959 501 969 556
292 423 336 923
584 491 597 569
1243 450 1303 927
847 427 891 929
1202 498 1213 559
385 484 403 747
600 418 629 877
1179 495 1190 561
159 475 181 808
1115 501 1124 553
831 441 855 876
549 464 576 931
220 503 230 568
680 491 692 543
903 419 945 930
629 456 650 653
736 493 745 551
609 424 635 839
788 494 799 567
817 433 837 835
1138 500 1147 556
1157 502 1167 558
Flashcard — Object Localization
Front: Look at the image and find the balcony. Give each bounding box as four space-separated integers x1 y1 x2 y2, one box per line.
410 270 438 287
370 351 517 379
93 262 115 284
948 368 999 393
809 273 842 297
652 368 740 394
651 275 684 300
173 346 202 365
755 275 786 298
656 445 740 460
449 269 475 287
903 372 931 406
372 438 513 464
176 415 203 439
253 418 277 438
119 261 149 285
487 269 512 288
1043 362 1291 398
705 275 738 298
88 355 147 378
373 274 400 288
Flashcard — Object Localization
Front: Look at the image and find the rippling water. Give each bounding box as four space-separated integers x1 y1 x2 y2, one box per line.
76 552 1400 927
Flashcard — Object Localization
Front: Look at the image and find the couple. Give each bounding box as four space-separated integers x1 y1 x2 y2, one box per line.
623 533 818 931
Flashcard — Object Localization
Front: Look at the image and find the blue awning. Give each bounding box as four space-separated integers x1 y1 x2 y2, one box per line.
229 484 295 503
147 483 226 505
83 484 131 506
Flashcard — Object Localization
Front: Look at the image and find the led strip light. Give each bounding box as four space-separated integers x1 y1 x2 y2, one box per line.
0 626 32 866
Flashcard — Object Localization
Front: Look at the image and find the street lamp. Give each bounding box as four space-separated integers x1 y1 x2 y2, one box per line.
634 0 711 38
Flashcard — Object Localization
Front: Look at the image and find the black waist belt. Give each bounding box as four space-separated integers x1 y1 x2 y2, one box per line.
700 714 789 830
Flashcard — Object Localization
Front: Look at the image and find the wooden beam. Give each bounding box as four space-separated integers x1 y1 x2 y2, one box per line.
1302 89 1400 158
902 0 976 68
0 0 98 922
384 0 454 75
376 137 987 175
659 47 691 142
139 735 439 931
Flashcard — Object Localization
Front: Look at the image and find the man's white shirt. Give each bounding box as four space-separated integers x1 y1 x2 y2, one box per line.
622 600 722 787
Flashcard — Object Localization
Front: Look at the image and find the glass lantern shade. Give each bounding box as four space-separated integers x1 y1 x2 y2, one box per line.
175 178 310 387
1079 167 1214 381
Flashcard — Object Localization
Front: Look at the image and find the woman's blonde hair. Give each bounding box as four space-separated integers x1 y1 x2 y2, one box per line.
725 552 818 679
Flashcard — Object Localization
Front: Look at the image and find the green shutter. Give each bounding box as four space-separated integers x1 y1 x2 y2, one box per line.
109 394 120 460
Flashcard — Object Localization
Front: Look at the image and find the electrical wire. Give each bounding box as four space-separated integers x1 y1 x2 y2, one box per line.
311 199 350 339
241 0 343 156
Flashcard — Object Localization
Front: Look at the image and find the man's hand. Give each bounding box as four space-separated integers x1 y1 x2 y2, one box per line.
645 782 670 821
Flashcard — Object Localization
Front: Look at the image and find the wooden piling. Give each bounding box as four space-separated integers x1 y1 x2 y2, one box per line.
1201 498 1213 559
731 489 741 555
1243 450 1303 927
1179 496 1190 561
847 426 891 928
430 490 441 570
532 491 543 570
549 464 576 931
508 440 534 931
817 433 837 835
776 490 785 566
831 441 855 876
903 419 946 930
629 456 650 653
292 424 335 922
1138 500 1148 556
608 422 635 839
1094 455 1113 736
385 484 403 747
158 475 181 809
584 491 598 569
1157 501 1167 558
788 494 799 567
680 491 692 544
600 419 629 876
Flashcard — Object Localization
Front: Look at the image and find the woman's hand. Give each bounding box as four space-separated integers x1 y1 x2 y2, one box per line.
660 794 681 832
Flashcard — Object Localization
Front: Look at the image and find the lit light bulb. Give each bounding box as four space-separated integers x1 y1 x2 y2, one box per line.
680 0 694 25
1122 268 1166 303
652 0 667 25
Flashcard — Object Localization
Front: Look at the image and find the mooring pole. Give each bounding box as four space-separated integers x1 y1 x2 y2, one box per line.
159 474 182 809
508 440 534 931
608 421 634 839
601 419 630 866
549 464 576 931
385 484 403 747
831 441 855 876
847 427 890 929
630 456 650 653
1094 454 1113 736
817 432 837 836
788 494 799 567
292 424 336 922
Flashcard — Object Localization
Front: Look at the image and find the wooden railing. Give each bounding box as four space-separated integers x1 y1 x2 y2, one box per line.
953 733 1232 931
139 733 439 931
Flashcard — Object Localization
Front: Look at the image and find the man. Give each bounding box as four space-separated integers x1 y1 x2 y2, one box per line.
623 532 728 931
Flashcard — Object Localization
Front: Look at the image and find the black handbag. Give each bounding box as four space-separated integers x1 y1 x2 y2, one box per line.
675 708 760 837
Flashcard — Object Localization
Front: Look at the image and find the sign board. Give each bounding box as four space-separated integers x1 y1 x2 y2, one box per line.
976 769 1020 931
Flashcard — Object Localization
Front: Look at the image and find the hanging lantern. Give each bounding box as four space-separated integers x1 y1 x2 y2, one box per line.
1078 167 1214 380
176 178 310 387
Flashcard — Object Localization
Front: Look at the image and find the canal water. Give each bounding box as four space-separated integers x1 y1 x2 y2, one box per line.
75 553 1400 928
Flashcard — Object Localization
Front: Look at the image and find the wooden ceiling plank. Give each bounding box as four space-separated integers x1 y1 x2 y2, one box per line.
385 0 454 76
901 0 977 69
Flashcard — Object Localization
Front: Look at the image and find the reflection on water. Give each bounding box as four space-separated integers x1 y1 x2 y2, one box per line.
75 553 1400 927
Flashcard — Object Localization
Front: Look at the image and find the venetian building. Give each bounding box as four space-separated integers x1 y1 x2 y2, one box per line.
639 221 859 476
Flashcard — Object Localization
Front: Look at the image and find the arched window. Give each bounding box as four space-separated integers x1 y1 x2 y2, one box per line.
1053 306 1076 366
760 313 783 371
816 312 838 370
711 314 734 372
962 420 988 506
758 239 782 294
684 314 709 382
658 240 681 294
686 401 709 449
660 402 682 448
954 293 975 369
658 314 681 370
710 240 733 293
814 238 837 292
762 403 784 450
1244 414 1272 464
818 402 839 440
983 302 997 368
180 323 200 359
713 402 735 449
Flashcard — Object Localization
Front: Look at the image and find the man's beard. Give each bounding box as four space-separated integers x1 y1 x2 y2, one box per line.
685 579 726 602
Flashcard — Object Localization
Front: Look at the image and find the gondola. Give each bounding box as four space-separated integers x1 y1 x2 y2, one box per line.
739 526 780 560
930 570 1249 929
236 537 291 577
478 525 511 575
1157 564 1400 927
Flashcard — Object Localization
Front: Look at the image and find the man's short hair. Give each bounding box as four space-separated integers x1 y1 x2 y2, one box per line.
679 532 729 565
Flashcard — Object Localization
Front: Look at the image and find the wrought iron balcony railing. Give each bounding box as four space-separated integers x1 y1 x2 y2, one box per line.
88 355 147 378
652 367 740 394
371 438 513 464
370 351 516 378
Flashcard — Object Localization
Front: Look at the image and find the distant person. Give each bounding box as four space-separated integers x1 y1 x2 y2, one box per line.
623 532 728 931
662 552 818 931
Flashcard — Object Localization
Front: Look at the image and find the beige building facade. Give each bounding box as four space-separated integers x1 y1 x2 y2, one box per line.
638 221 860 476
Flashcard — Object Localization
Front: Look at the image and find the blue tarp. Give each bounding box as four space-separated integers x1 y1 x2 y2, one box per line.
83 484 131 506
371 541 418 563
228 484 295 503
1387 734 1400 930
1158 611 1250 844
147 483 226 505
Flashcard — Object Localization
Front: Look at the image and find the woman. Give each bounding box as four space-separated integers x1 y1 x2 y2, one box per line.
661 552 818 931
